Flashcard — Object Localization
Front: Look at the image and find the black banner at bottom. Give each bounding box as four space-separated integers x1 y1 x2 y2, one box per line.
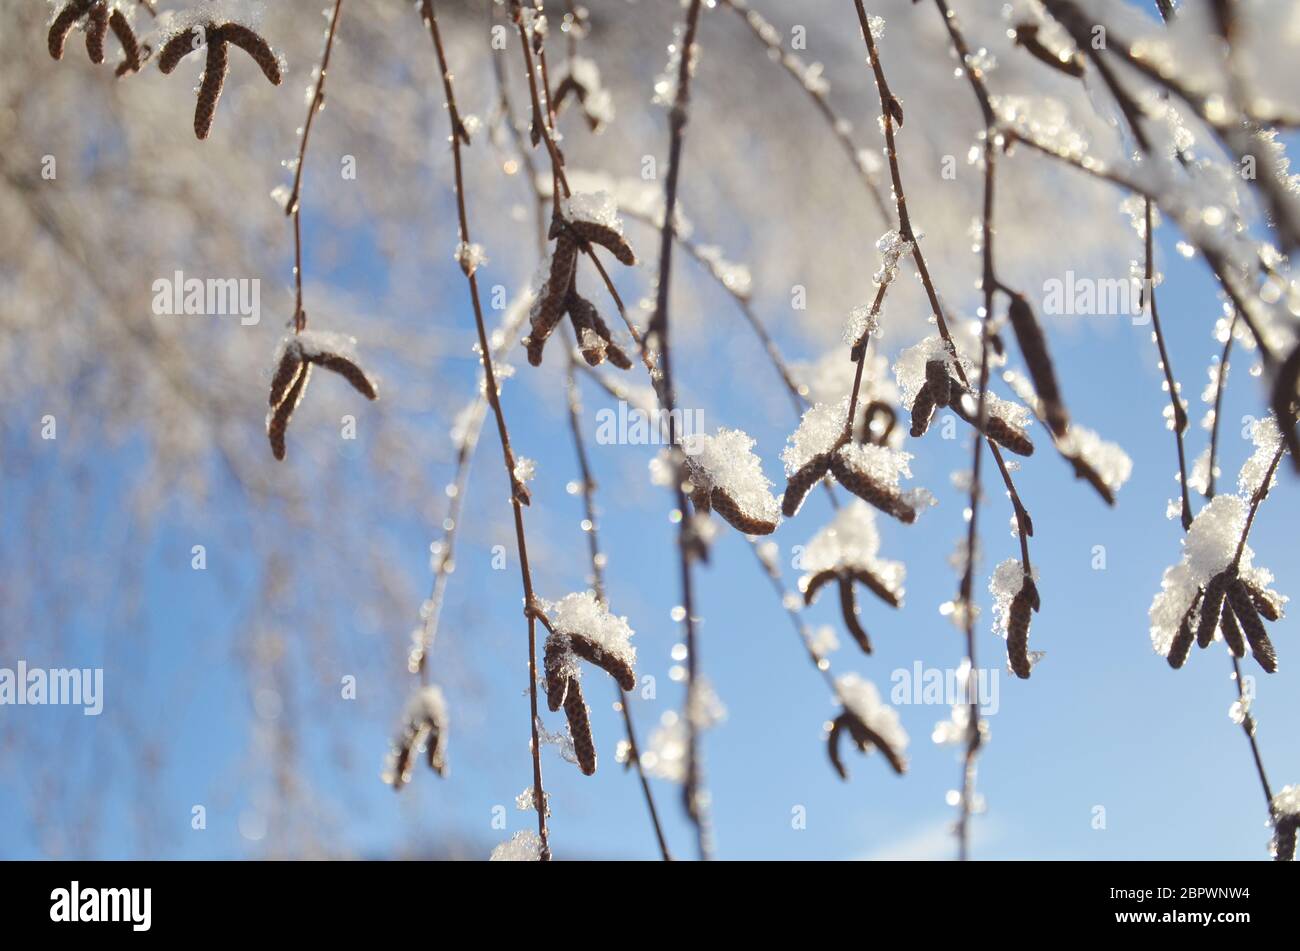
0 860 1285 936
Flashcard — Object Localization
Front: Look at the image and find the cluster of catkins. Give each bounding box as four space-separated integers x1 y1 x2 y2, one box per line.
541 618 637 777
47 3 283 139
525 213 636 370
1168 569 1283 673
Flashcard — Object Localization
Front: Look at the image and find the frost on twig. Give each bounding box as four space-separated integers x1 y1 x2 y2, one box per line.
827 673 907 779
682 428 781 536
799 501 905 655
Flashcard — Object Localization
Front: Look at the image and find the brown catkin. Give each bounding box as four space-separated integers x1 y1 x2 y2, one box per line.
109 10 143 77
542 634 570 712
566 220 636 266
526 240 578 365
849 568 901 608
1218 598 1246 658
308 352 379 401
48 0 92 60
781 453 832 517
925 359 953 407
826 713 851 780
1167 615 1195 669
1007 582 1036 680
562 678 597 776
801 568 839 607
1245 580 1284 622
582 304 633 370
1197 572 1231 649
909 384 937 437
566 293 607 366
268 346 303 408
709 487 778 536
1007 293 1068 436
84 1 109 65
194 36 229 140
983 414 1035 456
158 28 201 73
267 362 311 461
837 578 872 654
220 22 283 85
426 720 447 776
1275 816 1298 862
851 715 907 775
566 634 636 692
828 451 916 523
1228 580 1277 673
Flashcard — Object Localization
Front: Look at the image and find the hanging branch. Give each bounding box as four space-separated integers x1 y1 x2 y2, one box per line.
563 361 673 860
419 0 551 861
641 0 712 860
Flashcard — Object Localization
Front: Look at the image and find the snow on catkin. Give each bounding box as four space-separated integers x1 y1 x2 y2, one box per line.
835 673 908 755
544 591 636 668
801 501 906 599
684 427 781 527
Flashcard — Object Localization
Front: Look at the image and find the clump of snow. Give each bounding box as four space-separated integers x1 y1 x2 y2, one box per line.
842 302 879 345
1057 424 1134 491
569 57 614 127
893 335 956 408
989 558 1034 638
801 500 906 596
544 591 635 667
835 673 908 755
782 398 848 474
683 427 781 526
1149 495 1246 655
489 829 544 861
873 229 913 287
454 241 487 276
563 190 624 234
292 329 358 360
836 442 914 490
1239 414 1283 495
1275 785 1300 818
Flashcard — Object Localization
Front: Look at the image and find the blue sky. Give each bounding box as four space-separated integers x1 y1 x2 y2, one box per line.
2 207 1296 862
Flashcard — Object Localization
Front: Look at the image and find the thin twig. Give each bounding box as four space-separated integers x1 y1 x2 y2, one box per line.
645 0 712 861
285 0 345 333
563 360 674 861
419 0 550 860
